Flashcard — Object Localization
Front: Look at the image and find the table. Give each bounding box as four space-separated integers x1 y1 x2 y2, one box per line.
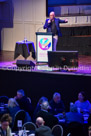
0 105 8 119
14 41 36 60
12 130 35 136
55 112 90 124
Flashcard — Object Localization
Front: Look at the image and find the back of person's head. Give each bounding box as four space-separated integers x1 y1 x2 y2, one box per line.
53 92 61 103
36 117 45 128
41 101 49 111
70 104 77 112
8 98 19 108
1 114 12 124
38 97 48 105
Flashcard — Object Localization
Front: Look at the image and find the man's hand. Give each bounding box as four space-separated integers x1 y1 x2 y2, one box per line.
48 19 51 24
65 19 68 23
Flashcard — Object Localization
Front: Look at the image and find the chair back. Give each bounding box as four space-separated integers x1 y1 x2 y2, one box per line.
52 125 63 136
0 96 9 104
22 122 36 131
27 97 31 103
12 110 26 131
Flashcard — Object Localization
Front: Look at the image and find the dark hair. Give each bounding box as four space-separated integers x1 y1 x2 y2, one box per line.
79 91 87 101
1 114 12 123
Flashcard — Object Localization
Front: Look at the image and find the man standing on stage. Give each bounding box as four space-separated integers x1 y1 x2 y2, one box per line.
43 11 68 51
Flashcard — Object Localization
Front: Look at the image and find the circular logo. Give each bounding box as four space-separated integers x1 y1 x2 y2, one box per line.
39 38 51 50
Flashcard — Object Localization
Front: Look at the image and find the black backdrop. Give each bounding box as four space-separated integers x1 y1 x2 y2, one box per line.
0 70 91 111
57 26 91 55
60 26 91 36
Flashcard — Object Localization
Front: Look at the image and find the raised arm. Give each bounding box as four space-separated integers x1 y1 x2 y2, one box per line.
59 18 68 23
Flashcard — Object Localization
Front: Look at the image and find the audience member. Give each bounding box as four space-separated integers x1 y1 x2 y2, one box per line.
75 91 91 114
88 126 91 136
35 117 53 136
0 114 12 136
1 90 90 136
14 89 33 116
8 98 20 123
36 101 58 128
49 92 65 115
65 104 84 124
8 98 31 124
33 97 48 121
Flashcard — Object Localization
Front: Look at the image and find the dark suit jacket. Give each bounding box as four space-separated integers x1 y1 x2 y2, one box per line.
49 99 65 115
0 127 11 136
43 18 66 36
16 96 33 116
35 126 53 136
0 127 6 136
36 110 58 128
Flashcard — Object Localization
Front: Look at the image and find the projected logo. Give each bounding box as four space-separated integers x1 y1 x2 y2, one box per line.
39 38 51 50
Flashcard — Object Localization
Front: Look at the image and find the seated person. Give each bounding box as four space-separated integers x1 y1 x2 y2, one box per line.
14 89 33 117
75 91 91 114
35 117 53 136
33 97 48 120
8 98 20 123
0 114 12 136
49 92 65 115
88 126 91 136
65 104 84 124
36 101 58 128
8 98 31 124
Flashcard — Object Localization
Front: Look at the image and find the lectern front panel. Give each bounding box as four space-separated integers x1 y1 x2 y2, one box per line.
36 33 53 63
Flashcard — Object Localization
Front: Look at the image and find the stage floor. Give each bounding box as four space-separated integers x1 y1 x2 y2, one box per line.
0 51 91 76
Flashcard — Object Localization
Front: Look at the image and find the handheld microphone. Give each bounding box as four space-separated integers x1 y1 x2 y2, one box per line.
48 19 51 24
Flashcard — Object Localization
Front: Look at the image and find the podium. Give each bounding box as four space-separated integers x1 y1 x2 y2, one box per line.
36 32 53 63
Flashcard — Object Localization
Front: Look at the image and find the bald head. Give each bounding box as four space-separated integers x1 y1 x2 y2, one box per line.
49 11 55 20
36 117 45 127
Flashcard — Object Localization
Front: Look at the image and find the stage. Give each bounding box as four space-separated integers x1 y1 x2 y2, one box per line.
0 51 91 75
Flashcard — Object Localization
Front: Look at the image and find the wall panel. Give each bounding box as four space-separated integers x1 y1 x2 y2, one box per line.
0 0 91 52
